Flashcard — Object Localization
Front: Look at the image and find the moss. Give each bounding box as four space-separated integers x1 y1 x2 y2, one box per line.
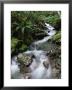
19 44 28 51
11 38 19 55
11 38 28 56
17 54 32 66
52 31 61 44
46 15 61 30
11 38 19 48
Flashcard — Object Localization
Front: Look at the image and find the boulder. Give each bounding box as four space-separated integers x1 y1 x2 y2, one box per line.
17 53 33 67
43 61 49 69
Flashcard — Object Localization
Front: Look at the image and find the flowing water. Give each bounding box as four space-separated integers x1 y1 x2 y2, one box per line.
11 23 56 79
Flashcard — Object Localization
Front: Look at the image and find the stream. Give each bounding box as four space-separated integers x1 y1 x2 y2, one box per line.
11 23 56 79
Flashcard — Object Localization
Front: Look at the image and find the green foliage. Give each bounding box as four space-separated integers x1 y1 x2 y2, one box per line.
19 44 28 52
46 15 61 30
11 11 61 56
11 11 61 78
11 38 19 48
11 37 28 56
52 31 61 45
11 38 19 54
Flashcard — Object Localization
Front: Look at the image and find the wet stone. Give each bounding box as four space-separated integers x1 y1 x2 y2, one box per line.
17 53 32 66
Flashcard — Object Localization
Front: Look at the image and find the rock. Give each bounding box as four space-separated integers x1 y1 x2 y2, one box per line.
32 29 48 40
46 51 52 56
35 33 48 40
20 64 32 74
24 73 31 79
43 61 49 69
17 53 23 59
52 68 60 79
17 53 33 67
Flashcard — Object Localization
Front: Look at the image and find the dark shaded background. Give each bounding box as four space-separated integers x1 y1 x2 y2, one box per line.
0 0 70 3
0 0 71 89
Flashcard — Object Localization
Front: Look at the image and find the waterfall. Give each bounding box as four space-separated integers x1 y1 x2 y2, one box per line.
11 23 56 79
11 57 24 79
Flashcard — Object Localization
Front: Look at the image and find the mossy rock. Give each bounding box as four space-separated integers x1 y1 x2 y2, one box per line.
17 53 32 66
52 31 61 44
20 65 31 74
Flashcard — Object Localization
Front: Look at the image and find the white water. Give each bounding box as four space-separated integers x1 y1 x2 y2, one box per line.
31 54 52 79
45 23 55 30
11 56 24 79
11 23 56 79
34 23 56 45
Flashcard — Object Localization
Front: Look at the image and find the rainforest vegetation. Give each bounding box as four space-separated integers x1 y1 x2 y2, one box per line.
11 11 61 79
11 11 61 55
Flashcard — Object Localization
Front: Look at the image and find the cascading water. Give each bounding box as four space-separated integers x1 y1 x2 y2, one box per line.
11 57 24 79
11 23 56 79
31 53 52 79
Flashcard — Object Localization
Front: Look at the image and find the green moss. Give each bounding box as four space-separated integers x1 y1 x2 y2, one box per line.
17 54 32 66
52 31 61 44
19 44 28 51
11 38 28 55
46 15 61 30
11 38 19 48
11 38 19 55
